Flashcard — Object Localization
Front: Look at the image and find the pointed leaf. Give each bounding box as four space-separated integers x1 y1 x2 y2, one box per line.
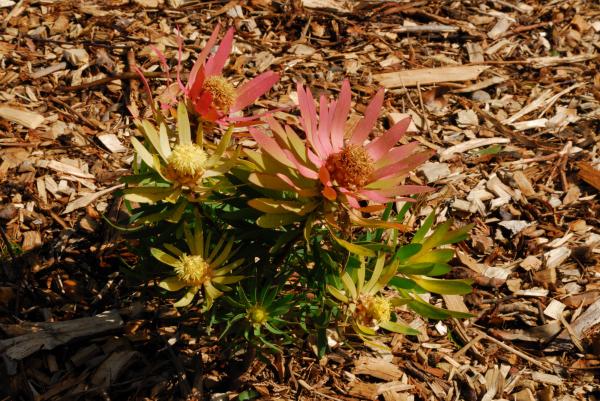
151 247 180 268
158 277 186 292
327 285 349 303
379 320 420 335
173 287 197 307
412 212 435 244
330 233 376 257
410 276 473 295
257 213 299 228
408 297 473 319
341 272 357 300
131 137 156 168
394 243 422 261
177 102 192 145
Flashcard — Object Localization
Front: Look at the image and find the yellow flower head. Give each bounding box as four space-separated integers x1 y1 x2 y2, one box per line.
248 305 269 326
164 143 209 187
326 144 374 190
174 254 210 286
355 295 391 327
202 75 236 112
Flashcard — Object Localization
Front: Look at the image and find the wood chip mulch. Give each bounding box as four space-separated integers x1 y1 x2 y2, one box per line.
1 0 600 400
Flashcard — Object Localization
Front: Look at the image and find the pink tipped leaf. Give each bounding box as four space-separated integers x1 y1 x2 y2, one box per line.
249 128 296 169
188 24 222 89
204 27 234 77
373 150 434 181
316 94 333 156
365 117 410 160
375 141 420 168
297 84 321 157
350 88 385 146
330 79 352 152
231 71 279 112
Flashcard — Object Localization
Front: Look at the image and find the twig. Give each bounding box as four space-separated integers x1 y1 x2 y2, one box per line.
297 379 345 401
473 329 553 371
392 24 458 34
55 71 172 92
0 224 15 279
501 21 554 38
48 96 104 130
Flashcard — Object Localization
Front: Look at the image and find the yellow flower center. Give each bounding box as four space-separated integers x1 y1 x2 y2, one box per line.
355 295 391 327
248 306 269 325
326 145 374 190
202 75 236 112
166 144 208 185
174 254 210 286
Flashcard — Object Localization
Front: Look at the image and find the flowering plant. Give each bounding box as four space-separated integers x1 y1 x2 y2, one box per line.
116 24 474 367
247 80 433 232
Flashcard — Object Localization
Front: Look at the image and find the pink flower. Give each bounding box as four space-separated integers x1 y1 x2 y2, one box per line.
249 80 433 210
181 25 279 124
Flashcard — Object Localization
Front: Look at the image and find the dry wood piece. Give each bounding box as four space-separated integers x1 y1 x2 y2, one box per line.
0 310 123 360
349 381 379 400
91 350 140 388
578 162 600 191
374 65 490 88
353 357 403 381
0 105 45 129
439 138 510 161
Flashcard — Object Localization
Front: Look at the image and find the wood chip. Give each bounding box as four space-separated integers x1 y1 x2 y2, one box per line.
0 105 45 129
97 133 127 153
353 357 403 381
0 310 123 360
439 138 510 161
374 65 490 88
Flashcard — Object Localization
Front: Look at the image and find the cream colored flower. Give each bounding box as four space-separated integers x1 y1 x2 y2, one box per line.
123 102 239 205
152 225 244 309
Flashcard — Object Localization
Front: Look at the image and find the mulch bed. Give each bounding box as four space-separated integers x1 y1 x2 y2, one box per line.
1 0 600 400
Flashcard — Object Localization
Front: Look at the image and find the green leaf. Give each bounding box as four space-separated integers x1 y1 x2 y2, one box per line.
408 249 454 265
394 243 422 261
340 272 357 300
420 221 451 250
379 320 420 335
410 276 473 295
131 137 156 168
349 213 409 230
363 253 385 295
408 297 473 319
327 285 349 303
476 144 502 156
122 187 177 204
264 322 286 335
177 102 192 145
441 224 474 245
396 263 435 275
256 213 299 228
389 276 420 291
173 287 197 307
248 198 317 216
158 277 186 292
151 248 180 268
353 321 377 336
412 212 435 244
238 390 260 401
427 263 452 276
331 233 376 257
